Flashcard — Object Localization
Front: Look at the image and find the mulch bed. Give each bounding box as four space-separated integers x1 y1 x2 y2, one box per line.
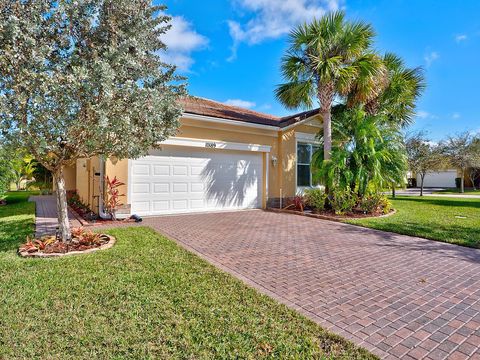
268 207 396 222
18 233 116 258
68 206 139 227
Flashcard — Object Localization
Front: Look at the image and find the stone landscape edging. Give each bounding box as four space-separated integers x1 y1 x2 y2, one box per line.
267 207 397 222
18 235 116 258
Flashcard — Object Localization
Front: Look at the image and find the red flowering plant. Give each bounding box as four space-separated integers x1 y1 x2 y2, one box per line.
104 176 125 221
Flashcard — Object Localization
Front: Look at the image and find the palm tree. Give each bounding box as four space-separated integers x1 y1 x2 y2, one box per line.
275 11 386 161
359 53 425 127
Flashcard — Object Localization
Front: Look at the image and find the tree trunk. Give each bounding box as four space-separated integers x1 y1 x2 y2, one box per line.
322 109 332 160
391 184 396 198
54 167 71 242
460 170 465 193
420 175 425 196
468 171 476 191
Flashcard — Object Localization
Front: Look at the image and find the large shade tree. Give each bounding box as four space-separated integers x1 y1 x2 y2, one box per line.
442 132 480 193
275 11 386 161
0 1 185 241
405 133 445 196
466 137 480 190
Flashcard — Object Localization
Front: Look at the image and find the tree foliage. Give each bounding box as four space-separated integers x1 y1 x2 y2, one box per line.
441 132 480 192
0 143 14 200
405 133 445 196
0 1 186 240
275 11 384 160
312 105 407 198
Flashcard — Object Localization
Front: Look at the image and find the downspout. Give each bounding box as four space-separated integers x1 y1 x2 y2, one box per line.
98 157 111 219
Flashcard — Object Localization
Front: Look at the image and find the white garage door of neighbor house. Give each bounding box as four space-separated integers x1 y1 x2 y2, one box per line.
417 170 457 188
129 147 263 216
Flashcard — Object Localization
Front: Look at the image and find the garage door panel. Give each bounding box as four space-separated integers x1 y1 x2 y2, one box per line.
152 200 169 211
132 164 150 176
153 183 169 194
132 183 150 194
130 147 263 216
153 165 169 176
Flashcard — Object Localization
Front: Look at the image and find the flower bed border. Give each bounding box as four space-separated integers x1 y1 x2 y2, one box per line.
18 234 116 258
267 207 396 223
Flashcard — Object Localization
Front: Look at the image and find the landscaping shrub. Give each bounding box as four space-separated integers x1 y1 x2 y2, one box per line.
67 190 95 219
304 188 327 212
358 194 392 215
284 195 305 212
331 189 357 215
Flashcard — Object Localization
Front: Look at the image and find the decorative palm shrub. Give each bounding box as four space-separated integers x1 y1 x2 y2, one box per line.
313 106 407 201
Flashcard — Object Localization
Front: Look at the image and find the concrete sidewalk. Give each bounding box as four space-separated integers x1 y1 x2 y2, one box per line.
29 195 82 237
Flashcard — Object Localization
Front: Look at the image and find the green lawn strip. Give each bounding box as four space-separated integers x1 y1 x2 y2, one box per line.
0 191 38 254
0 193 375 359
346 196 480 248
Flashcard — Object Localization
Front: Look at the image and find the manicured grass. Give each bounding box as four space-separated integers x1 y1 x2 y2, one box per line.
433 188 480 195
0 191 37 253
0 192 374 359
347 196 480 248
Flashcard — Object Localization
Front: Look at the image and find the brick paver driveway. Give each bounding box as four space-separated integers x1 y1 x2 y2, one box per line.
144 210 480 359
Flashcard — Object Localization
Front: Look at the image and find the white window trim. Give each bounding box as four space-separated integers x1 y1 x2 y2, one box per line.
295 132 321 144
295 139 322 192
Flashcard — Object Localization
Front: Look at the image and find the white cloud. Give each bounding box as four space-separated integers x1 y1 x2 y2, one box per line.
161 16 208 71
424 51 439 67
224 99 257 108
452 112 461 119
416 110 439 120
455 34 467 42
227 0 342 60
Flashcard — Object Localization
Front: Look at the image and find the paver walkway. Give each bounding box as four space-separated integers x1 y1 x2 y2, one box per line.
32 196 480 359
30 195 82 237
143 211 480 360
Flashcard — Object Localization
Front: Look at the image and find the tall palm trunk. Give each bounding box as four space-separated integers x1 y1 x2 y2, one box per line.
322 109 332 160
54 166 71 241
318 82 334 161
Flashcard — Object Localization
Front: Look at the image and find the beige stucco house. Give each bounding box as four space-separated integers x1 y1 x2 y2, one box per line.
65 97 323 217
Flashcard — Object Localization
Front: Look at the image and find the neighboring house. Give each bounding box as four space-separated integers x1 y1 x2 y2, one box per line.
65 97 323 217
415 169 459 188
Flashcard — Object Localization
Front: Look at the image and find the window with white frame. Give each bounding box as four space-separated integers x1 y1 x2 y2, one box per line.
297 143 320 187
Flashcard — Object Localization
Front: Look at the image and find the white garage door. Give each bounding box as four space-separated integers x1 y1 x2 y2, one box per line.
129 147 263 216
417 170 457 188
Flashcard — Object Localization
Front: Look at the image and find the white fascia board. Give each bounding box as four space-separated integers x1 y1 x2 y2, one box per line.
160 137 272 153
183 112 280 131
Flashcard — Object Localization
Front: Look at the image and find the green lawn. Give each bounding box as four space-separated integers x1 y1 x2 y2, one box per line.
0 192 374 359
347 196 480 248
433 188 480 195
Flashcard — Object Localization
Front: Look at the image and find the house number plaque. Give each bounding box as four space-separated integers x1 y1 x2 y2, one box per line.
205 142 217 148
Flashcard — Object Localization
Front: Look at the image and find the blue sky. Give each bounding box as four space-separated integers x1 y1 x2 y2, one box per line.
159 0 480 140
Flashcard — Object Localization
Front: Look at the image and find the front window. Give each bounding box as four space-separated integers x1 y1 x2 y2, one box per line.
297 143 320 187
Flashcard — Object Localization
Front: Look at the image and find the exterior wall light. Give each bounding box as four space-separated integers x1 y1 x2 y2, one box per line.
271 156 278 167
